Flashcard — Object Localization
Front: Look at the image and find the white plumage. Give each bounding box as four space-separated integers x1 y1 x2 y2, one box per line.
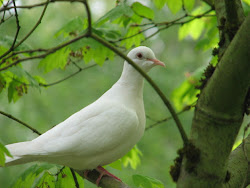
4 46 164 172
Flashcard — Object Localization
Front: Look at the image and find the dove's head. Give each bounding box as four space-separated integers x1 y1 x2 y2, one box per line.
126 46 165 72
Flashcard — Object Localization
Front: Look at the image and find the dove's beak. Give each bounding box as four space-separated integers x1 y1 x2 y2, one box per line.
148 58 165 67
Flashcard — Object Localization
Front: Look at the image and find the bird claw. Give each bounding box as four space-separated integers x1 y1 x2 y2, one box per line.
83 166 121 187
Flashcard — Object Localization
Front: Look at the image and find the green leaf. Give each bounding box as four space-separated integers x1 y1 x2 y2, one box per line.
108 159 122 171
96 3 133 25
39 47 70 73
69 37 114 65
184 0 195 12
166 0 182 14
8 81 19 103
0 74 6 93
12 164 59 188
153 0 167 9
9 66 40 90
171 68 204 110
121 27 145 49
33 172 55 188
179 19 205 40
243 0 250 5
55 17 86 38
121 145 142 169
0 143 12 166
132 2 154 20
133 174 164 188
33 75 47 85
55 167 84 188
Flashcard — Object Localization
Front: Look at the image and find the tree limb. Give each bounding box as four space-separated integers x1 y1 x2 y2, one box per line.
224 134 250 188
76 170 130 188
0 110 41 135
214 0 245 61
177 13 250 188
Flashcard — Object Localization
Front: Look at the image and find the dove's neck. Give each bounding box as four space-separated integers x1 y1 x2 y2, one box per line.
117 62 144 96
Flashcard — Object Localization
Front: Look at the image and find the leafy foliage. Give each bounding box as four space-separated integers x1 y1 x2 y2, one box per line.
133 174 164 188
12 165 84 188
0 143 12 166
172 68 204 110
132 2 154 20
39 47 71 73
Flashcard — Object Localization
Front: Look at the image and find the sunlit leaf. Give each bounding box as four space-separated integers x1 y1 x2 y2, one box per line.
153 0 167 9
33 171 55 188
121 27 145 49
0 143 12 166
132 2 154 20
133 174 164 188
39 47 70 73
55 17 86 38
121 145 142 169
33 75 47 85
243 0 250 5
55 167 84 188
96 3 133 25
172 68 204 110
12 164 56 188
179 19 205 40
210 55 218 66
166 0 182 14
108 159 122 171
184 0 195 12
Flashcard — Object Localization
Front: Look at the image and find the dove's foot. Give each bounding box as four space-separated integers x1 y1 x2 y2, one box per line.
83 166 121 186
95 166 122 186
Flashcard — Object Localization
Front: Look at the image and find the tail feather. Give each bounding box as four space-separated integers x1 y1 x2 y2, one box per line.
4 141 35 166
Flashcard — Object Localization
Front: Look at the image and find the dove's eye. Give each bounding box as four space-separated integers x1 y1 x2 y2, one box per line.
136 53 143 59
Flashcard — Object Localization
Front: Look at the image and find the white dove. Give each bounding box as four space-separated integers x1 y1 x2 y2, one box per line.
3 46 165 184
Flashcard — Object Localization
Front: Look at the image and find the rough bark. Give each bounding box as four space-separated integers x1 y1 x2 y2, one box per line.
214 0 245 60
224 135 250 188
177 12 250 188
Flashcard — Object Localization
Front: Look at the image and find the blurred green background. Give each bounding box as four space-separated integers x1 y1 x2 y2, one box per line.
0 0 249 187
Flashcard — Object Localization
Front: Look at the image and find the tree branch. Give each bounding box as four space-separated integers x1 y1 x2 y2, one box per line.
214 0 245 61
40 64 97 87
0 33 90 71
0 0 20 59
146 105 192 131
76 170 130 188
0 110 41 135
224 134 250 188
177 13 250 187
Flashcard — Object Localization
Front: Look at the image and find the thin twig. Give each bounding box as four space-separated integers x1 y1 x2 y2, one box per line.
0 33 90 71
40 64 97 87
115 9 213 43
12 0 50 51
146 106 191 131
0 0 84 12
0 0 20 59
0 110 41 135
70 168 80 188
82 0 91 34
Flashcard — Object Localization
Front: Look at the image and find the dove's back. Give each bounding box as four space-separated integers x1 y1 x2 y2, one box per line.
5 80 145 170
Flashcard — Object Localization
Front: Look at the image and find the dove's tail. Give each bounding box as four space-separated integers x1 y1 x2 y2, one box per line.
4 141 36 167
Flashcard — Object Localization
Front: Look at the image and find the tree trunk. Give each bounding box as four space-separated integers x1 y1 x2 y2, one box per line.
177 10 250 188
